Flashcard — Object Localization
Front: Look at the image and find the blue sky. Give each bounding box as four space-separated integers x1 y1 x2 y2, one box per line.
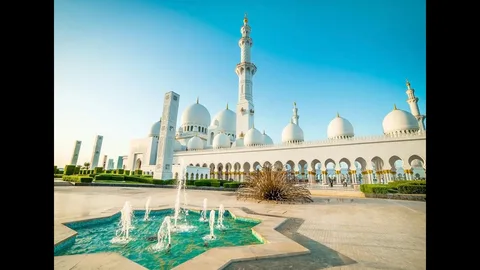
54 0 426 168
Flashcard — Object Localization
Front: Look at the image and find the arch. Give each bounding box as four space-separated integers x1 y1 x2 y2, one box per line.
408 155 425 167
263 161 272 168
324 158 336 168
195 173 199 180
285 160 295 171
210 132 214 143
189 163 194 166
243 162 251 173
234 162 242 171
200 173 204 179
388 155 402 168
252 161 261 171
202 163 208 167
371 156 384 170
354 157 367 171
338 158 351 168
190 173 194 180
310 159 321 170
135 158 142 170
217 163 224 180
225 162 232 180
195 163 200 167
273 161 283 171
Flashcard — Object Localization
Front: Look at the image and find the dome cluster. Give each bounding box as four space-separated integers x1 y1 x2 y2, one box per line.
150 97 421 152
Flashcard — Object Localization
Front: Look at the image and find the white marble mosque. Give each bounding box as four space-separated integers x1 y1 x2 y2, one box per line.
118 14 426 185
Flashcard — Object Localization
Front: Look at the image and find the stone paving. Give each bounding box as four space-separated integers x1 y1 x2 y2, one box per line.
54 186 426 270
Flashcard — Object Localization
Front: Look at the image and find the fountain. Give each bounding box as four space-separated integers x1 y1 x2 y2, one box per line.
203 209 216 240
216 204 226 230
144 196 152 221
111 201 134 244
199 198 208 222
182 178 189 216
152 216 172 251
173 179 182 228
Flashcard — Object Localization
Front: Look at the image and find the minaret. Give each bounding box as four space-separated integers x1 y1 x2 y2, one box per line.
292 102 299 125
89 135 103 169
70 140 82 165
405 79 426 131
235 13 257 137
154 91 180 180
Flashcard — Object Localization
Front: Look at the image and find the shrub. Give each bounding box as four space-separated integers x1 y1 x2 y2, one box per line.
360 184 385 194
124 170 130 176
211 181 221 187
95 174 112 180
74 166 81 174
111 175 124 181
124 175 153 184
237 166 313 203
106 169 112 173
54 165 57 174
64 165 75 176
186 180 195 186
153 179 164 185
371 186 390 194
224 182 241 188
398 184 426 194
135 169 143 175
143 175 153 179
117 169 124 174
54 174 63 178
94 167 104 174
388 180 426 189
62 175 93 183
194 180 212 187
164 179 176 185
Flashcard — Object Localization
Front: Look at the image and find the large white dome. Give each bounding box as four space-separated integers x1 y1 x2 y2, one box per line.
232 137 244 147
187 136 204 150
180 100 211 127
149 120 161 137
382 105 419 135
174 140 183 151
282 122 304 143
244 127 263 146
212 132 231 149
211 105 236 133
261 130 274 145
327 114 354 139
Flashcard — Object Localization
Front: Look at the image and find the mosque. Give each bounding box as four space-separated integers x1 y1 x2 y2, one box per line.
122 14 426 185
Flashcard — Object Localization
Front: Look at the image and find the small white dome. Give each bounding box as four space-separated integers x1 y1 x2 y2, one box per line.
282 122 304 143
211 105 236 133
180 100 211 127
187 136 204 150
327 114 354 139
212 133 231 149
174 140 183 151
382 106 419 135
149 120 161 137
244 127 263 146
232 137 244 147
261 130 274 145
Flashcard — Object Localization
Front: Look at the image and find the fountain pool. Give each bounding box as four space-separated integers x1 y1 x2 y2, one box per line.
54 209 261 269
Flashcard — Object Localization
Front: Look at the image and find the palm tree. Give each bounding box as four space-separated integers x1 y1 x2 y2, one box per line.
83 162 90 169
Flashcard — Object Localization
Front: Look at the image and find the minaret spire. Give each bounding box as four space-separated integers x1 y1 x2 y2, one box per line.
291 101 299 125
405 79 426 131
235 14 257 138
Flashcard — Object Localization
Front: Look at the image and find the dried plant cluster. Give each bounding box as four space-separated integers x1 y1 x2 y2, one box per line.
236 165 313 204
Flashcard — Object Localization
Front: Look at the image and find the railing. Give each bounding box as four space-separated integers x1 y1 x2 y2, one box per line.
175 131 426 155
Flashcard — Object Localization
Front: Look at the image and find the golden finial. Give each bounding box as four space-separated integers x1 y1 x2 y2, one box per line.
336 112 340 118
263 130 266 134
293 101 296 107
239 131 244 138
226 103 229 110
196 96 199 104
406 78 411 90
393 104 397 110
243 13 248 24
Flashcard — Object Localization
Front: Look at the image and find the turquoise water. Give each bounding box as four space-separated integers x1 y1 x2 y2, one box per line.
55 209 261 269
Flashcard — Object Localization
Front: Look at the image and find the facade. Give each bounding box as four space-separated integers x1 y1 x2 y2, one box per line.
107 159 115 170
70 140 82 166
89 135 103 169
124 15 426 184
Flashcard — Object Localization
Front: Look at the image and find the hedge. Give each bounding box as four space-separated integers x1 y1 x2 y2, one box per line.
194 180 211 187
152 179 176 185
62 175 93 183
117 169 124 174
211 181 220 187
94 167 104 174
124 170 130 175
397 184 426 194
54 174 63 178
64 165 75 175
74 165 81 174
224 182 241 188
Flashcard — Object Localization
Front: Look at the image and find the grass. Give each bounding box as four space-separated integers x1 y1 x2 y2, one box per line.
94 180 153 185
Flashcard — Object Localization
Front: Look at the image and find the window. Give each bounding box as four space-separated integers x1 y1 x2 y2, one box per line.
165 164 170 170
173 95 178 101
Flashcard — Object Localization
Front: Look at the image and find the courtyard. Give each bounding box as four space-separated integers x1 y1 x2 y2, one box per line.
54 186 425 270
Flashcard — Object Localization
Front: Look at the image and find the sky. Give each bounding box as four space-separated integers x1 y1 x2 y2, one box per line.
54 0 426 168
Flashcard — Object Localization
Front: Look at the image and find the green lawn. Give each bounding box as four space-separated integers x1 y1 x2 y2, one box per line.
94 180 153 185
